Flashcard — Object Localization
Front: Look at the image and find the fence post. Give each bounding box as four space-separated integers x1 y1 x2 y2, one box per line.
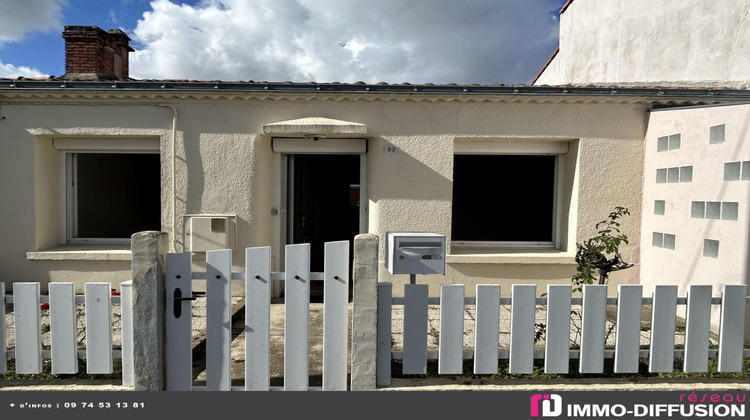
130 231 168 391
350 233 379 391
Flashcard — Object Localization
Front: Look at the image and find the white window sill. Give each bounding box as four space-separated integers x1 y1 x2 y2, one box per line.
26 244 131 261
447 247 576 264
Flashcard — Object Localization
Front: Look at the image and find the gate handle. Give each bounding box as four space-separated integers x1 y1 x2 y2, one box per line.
173 288 202 318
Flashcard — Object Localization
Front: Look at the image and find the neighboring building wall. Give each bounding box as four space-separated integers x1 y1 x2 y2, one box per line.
640 103 750 331
535 0 750 88
0 94 646 294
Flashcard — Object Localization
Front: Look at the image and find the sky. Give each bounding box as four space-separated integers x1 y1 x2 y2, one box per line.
0 0 566 85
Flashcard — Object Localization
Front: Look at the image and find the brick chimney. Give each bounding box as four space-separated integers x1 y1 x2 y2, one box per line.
62 26 134 80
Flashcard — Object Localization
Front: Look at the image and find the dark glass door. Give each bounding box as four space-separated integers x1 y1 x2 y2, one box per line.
290 154 360 273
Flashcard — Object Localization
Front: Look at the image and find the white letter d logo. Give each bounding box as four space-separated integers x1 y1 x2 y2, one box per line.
542 394 563 417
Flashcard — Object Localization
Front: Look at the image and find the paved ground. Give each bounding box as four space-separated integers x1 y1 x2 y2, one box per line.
383 378 750 391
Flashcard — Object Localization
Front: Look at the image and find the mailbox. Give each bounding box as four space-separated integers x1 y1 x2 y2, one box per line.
386 232 446 275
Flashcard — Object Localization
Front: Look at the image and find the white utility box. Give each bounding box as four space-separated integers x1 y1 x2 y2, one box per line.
184 215 236 252
385 232 446 275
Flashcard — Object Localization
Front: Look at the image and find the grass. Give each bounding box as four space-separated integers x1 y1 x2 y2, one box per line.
391 356 750 380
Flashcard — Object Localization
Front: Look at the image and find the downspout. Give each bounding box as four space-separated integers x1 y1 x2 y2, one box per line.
156 104 178 252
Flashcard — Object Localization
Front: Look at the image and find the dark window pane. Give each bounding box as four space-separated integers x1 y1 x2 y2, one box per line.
451 155 555 242
75 153 160 238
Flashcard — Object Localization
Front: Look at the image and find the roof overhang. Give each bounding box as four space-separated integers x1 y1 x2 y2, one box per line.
262 117 367 136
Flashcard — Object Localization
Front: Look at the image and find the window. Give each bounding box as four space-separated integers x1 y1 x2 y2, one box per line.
657 133 681 152
654 200 665 215
690 201 739 221
652 232 675 250
709 125 725 144
451 154 557 246
724 161 750 181
656 166 692 183
703 239 719 258
66 152 160 243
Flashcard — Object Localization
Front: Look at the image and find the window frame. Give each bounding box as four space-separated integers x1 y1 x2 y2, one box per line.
451 142 565 249
59 138 160 245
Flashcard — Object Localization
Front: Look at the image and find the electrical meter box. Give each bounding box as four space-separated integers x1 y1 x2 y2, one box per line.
386 232 446 275
184 215 236 252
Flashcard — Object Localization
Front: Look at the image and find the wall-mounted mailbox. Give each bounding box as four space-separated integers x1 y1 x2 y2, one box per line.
386 232 446 275
184 214 236 252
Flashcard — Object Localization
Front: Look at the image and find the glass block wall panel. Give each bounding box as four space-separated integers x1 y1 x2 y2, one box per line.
657 136 669 152
679 166 692 182
703 239 719 258
709 124 725 144
652 232 664 247
656 168 667 183
742 162 750 180
667 167 680 183
663 234 676 250
706 202 722 219
691 201 706 218
724 162 741 181
654 200 665 215
668 134 681 150
721 202 738 221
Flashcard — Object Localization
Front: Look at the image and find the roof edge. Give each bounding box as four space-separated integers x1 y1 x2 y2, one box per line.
531 47 559 86
559 0 574 14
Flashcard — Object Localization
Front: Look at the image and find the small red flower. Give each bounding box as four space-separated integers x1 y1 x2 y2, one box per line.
40 303 50 310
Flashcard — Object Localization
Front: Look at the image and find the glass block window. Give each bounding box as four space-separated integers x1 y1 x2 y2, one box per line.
654 200 665 215
663 234 676 250
656 169 667 183
706 202 721 219
691 201 706 218
656 166 693 183
667 167 680 183
652 232 664 247
657 136 668 152
657 134 681 151
679 166 692 182
652 232 675 250
721 202 739 221
691 201 739 221
724 161 750 180
709 125 725 144
742 162 750 180
703 239 719 258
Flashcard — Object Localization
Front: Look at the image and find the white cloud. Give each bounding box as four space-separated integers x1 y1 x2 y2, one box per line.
0 60 47 78
0 0 65 43
130 0 560 84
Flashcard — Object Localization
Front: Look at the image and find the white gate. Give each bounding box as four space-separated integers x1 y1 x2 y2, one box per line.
165 241 350 391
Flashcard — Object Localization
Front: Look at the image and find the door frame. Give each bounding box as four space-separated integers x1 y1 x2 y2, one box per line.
272 144 367 275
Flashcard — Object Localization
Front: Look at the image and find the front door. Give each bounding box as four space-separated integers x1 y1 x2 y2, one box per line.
289 154 360 273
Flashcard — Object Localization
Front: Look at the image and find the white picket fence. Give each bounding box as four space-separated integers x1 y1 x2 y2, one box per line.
376 283 749 385
1 281 134 385
165 241 350 391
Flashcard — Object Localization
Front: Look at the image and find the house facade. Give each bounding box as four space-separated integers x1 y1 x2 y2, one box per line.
1 16 749 304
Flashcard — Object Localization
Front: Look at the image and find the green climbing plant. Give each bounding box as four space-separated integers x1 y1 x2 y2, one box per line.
572 206 634 289
535 207 634 345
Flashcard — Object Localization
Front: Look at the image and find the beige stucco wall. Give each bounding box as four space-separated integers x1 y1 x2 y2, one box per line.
641 103 750 332
535 0 750 88
0 93 646 294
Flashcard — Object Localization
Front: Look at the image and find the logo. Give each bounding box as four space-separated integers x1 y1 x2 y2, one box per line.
530 394 563 417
